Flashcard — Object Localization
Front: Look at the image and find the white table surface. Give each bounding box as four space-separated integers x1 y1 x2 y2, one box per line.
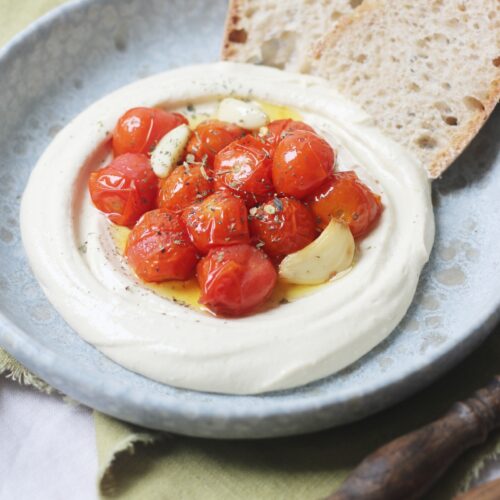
0 378 97 500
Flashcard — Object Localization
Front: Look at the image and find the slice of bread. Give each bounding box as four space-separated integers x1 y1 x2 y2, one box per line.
222 0 364 73
222 0 500 178
312 0 500 177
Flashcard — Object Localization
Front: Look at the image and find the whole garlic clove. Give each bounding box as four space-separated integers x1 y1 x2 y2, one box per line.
279 219 355 285
151 124 191 178
217 98 269 130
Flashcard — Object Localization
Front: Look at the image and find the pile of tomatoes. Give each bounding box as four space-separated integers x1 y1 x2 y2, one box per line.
89 106 382 316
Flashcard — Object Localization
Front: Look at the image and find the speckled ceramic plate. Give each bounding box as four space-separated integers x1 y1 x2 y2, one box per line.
0 0 499 439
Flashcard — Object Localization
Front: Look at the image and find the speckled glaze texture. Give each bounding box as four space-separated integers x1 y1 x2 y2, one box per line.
0 0 499 438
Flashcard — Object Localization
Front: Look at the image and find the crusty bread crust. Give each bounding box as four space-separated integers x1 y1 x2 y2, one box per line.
221 0 244 60
429 80 500 178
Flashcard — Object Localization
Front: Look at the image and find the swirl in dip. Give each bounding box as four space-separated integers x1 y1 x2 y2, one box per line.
20 63 434 394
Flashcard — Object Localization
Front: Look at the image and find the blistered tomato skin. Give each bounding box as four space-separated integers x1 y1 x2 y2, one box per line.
157 164 213 212
186 120 245 167
249 197 317 259
112 107 188 157
214 135 274 207
306 171 383 238
272 130 335 199
125 209 198 282
182 191 250 255
262 119 315 154
197 244 278 316
88 153 158 228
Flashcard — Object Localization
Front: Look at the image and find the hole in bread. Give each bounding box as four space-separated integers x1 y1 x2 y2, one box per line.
331 10 343 21
443 116 458 126
408 82 420 92
416 134 438 150
463 96 485 112
228 29 248 44
434 101 451 113
245 7 256 17
457 3 466 11
349 0 363 7
260 31 298 69
355 54 367 63
493 56 500 67
442 82 451 90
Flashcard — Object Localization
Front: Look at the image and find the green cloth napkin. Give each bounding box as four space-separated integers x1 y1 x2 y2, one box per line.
0 0 66 47
2 2 500 499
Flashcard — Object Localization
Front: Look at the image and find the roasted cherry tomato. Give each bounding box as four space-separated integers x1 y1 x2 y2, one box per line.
125 209 198 282
272 130 334 199
157 164 213 212
186 120 245 167
214 134 273 207
182 191 250 254
262 119 315 153
249 197 317 259
88 153 158 228
113 107 188 156
197 244 277 316
305 171 383 238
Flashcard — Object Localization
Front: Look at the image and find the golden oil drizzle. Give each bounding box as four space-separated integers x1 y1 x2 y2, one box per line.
110 102 325 314
184 100 302 128
111 225 203 309
187 113 210 128
111 222 324 313
258 101 302 121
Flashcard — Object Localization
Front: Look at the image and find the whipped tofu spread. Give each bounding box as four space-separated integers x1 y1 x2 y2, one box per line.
20 63 434 394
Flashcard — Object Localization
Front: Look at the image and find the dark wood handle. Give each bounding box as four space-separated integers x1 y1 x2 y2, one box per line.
327 376 500 500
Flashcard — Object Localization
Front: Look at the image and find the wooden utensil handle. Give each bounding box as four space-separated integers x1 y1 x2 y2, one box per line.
327 376 500 500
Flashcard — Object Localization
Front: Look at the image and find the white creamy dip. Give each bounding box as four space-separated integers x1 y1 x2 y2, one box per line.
20 63 434 394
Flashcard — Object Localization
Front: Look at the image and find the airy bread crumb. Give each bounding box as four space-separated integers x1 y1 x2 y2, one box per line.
222 0 362 73
312 0 500 177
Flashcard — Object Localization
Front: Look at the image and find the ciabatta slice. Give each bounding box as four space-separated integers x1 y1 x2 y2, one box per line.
222 0 363 73
312 0 500 177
